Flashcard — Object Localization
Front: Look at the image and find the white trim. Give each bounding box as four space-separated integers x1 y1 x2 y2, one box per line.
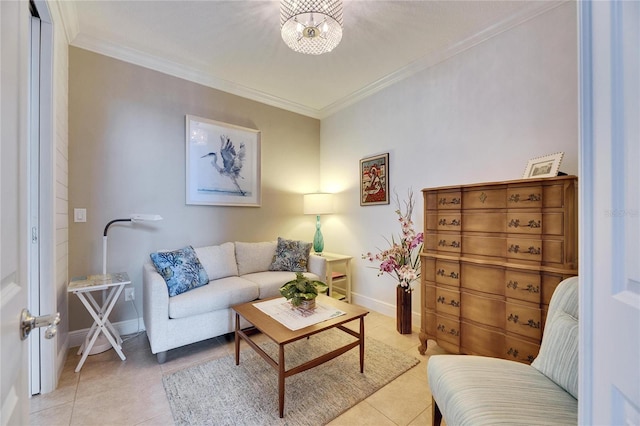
68 317 145 349
351 292 420 331
58 0 564 120
578 1 594 423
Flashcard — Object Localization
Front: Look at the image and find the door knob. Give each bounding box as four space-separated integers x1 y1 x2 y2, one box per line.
20 309 60 340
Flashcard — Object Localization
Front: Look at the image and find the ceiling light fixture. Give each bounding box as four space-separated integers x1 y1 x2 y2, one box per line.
280 0 343 55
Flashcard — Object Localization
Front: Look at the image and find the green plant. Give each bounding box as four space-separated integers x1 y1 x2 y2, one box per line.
279 272 328 307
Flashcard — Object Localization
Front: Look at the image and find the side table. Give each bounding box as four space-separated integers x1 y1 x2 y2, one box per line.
68 272 130 372
317 252 352 303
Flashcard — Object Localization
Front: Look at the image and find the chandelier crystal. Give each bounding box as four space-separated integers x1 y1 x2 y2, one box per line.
280 0 343 55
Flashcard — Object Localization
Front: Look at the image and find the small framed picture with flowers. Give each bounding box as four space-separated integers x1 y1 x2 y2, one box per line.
360 153 389 206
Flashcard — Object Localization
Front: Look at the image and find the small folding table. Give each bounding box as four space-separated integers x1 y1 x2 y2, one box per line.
68 272 130 372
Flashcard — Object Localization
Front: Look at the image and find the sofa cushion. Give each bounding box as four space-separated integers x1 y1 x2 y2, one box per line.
150 246 209 297
531 276 579 399
268 237 312 272
428 355 578 426
235 241 277 275
195 242 238 280
242 271 322 299
168 276 259 319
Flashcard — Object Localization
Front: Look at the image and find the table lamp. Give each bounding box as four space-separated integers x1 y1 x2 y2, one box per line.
303 193 333 255
89 213 162 354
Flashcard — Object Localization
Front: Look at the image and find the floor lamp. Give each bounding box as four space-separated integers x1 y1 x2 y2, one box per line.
90 213 163 354
303 193 334 255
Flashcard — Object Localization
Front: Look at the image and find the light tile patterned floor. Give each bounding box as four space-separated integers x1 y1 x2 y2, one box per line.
30 310 447 425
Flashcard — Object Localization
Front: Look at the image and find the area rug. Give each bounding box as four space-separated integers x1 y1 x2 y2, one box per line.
162 328 420 425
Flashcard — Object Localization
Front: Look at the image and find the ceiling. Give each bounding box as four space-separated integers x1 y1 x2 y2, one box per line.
59 1 562 119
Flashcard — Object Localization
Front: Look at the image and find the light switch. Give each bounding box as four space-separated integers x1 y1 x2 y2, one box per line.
74 208 87 223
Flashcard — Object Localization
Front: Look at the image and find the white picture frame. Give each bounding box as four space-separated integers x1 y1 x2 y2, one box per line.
186 115 261 206
522 152 564 179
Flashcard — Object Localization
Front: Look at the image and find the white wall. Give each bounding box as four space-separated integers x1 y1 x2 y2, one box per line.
319 2 579 318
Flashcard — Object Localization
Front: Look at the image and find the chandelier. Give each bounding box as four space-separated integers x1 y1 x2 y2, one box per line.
280 0 343 55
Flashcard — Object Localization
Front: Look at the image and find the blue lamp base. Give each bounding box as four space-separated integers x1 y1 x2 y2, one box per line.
313 215 324 254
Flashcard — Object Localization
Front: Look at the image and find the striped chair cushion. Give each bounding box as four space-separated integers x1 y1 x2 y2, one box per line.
531 276 579 399
428 355 578 425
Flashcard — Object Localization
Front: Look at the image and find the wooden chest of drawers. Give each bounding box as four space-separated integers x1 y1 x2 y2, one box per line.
418 176 577 363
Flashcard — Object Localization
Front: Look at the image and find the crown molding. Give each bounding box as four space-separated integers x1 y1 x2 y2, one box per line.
51 0 79 44
318 0 566 119
70 33 322 119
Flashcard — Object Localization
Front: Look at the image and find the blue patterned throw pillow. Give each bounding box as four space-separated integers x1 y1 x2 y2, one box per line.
150 246 209 297
268 237 311 272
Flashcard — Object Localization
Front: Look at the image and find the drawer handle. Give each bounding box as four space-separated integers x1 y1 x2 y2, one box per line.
507 347 536 363
508 193 541 203
508 244 541 255
437 296 460 307
508 219 541 229
507 313 541 329
438 218 461 227
437 269 459 279
506 280 540 294
438 240 461 248
438 197 461 206
437 323 460 336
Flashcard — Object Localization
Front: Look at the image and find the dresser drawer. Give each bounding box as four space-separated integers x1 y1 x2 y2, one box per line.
461 321 504 358
541 273 566 306
506 186 542 208
437 191 462 210
506 212 542 235
435 315 460 346
424 311 437 338
424 284 437 310
542 239 565 264
463 235 506 258
436 235 462 254
542 183 567 208
542 212 564 236
461 262 504 295
463 188 506 209
421 256 436 282
506 302 542 340
505 336 540 364
425 212 438 231
461 292 504 328
507 237 542 262
462 212 505 233
505 269 541 303
437 213 462 231
435 259 460 287
424 191 438 210
435 287 461 316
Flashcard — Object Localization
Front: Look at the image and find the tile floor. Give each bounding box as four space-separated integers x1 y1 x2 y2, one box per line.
29 310 448 425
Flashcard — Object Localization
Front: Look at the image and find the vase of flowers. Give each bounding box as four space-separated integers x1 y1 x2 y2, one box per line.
363 189 424 334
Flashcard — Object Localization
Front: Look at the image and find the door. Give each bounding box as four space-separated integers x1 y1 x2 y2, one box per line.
1 1 31 424
579 1 640 424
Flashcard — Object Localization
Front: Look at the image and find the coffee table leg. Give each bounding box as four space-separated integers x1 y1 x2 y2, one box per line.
278 344 285 418
359 316 365 373
235 313 240 366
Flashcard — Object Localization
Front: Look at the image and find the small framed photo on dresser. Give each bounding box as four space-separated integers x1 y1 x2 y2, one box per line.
360 153 389 206
522 152 564 179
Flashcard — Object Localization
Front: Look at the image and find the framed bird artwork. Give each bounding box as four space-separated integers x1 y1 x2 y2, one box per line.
186 115 261 206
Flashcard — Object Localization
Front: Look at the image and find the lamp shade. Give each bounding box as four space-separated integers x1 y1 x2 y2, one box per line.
304 193 334 215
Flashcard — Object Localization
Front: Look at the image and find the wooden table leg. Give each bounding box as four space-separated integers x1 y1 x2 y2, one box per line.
278 344 285 418
235 313 240 365
359 316 365 373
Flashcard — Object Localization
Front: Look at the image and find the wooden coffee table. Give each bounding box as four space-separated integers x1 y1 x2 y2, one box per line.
232 295 369 418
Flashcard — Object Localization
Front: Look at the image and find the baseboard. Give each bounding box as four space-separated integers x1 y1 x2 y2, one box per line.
68 317 146 349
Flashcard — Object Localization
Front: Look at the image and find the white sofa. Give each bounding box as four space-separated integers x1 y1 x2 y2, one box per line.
143 241 326 363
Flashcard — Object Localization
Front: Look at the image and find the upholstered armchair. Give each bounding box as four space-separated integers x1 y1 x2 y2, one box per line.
427 276 579 425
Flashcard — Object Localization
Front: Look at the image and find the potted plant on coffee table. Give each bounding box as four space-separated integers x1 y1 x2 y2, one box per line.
280 272 328 311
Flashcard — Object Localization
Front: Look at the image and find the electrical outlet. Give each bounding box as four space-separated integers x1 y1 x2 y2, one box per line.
125 287 135 302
